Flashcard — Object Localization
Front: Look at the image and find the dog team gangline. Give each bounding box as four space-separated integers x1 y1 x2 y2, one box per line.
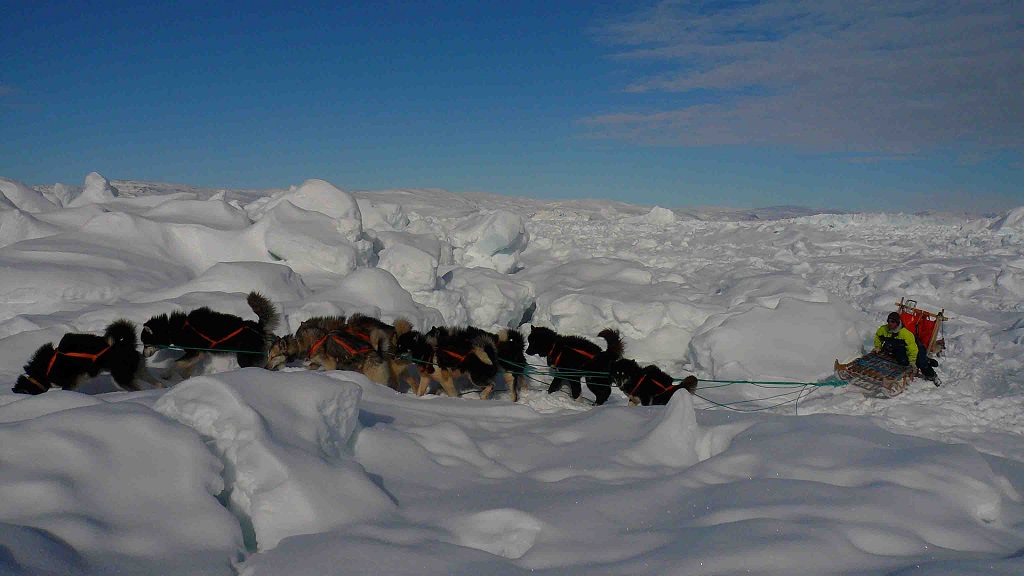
151 342 848 414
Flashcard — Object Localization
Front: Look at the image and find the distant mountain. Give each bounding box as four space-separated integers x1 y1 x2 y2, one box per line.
30 179 846 221
676 205 848 221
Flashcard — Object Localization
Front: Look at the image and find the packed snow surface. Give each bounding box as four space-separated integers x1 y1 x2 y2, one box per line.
1 174 1023 575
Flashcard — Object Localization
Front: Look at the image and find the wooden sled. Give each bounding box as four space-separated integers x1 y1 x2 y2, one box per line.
834 352 914 398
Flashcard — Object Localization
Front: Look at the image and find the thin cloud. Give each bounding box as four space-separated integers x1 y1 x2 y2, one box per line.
586 0 1024 154
0 85 13 96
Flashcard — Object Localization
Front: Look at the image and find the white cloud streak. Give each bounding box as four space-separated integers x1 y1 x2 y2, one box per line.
585 0 1024 154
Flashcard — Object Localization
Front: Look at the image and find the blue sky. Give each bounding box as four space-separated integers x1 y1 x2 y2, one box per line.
2 0 1021 213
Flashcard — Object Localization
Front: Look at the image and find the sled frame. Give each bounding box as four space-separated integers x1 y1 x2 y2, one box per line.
895 298 949 355
834 352 914 398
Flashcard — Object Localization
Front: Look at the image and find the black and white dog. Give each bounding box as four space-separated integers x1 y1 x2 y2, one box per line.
526 326 624 405
14 319 157 394
610 358 697 406
141 291 279 379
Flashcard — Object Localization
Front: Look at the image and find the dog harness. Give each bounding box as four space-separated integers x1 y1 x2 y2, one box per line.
183 320 259 349
630 374 682 401
346 328 374 343
547 342 596 367
46 345 111 376
24 345 114 392
20 374 49 392
440 348 467 363
308 333 373 358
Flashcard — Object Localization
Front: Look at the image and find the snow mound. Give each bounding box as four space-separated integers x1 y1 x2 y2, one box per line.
67 172 119 207
644 206 677 225
449 210 528 274
447 508 546 559
441 267 534 328
247 200 367 277
688 297 867 386
132 261 311 305
0 177 56 212
357 197 409 230
153 369 396 551
622 391 700 467
0 400 243 567
315 267 444 326
377 242 439 292
990 207 1024 234
141 198 253 230
252 179 363 241
0 209 61 248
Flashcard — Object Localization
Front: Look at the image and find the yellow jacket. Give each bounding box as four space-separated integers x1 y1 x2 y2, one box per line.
874 325 918 364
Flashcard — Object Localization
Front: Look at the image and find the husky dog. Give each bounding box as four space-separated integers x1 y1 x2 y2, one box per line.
269 314 412 391
307 327 394 386
393 327 437 396
141 291 279 379
526 326 624 405
14 319 158 394
424 326 500 399
496 328 528 402
610 358 697 406
266 315 348 370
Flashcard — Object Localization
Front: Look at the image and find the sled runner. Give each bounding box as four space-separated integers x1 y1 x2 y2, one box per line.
834 352 914 397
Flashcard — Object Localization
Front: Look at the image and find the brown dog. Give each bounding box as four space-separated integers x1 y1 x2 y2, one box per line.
266 315 348 370
267 314 413 391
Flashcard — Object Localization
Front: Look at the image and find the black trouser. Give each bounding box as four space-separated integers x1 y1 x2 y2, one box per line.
882 338 936 378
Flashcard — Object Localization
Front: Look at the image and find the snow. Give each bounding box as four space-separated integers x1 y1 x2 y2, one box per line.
67 172 120 207
1 173 1023 575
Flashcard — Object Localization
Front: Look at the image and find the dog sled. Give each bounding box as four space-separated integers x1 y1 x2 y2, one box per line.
834 299 948 398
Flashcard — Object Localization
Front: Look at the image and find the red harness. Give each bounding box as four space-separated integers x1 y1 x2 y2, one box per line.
441 348 467 363
184 320 258 348
548 342 596 367
629 373 679 400
346 328 374 343
308 333 373 359
46 345 111 376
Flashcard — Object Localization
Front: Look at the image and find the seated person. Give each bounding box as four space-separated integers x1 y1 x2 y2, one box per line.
873 312 939 385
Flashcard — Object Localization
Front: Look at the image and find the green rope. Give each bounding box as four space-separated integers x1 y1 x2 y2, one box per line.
153 343 266 355
400 354 847 393
697 378 846 387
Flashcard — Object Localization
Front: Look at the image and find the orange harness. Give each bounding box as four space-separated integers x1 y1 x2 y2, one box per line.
548 342 596 367
308 333 373 359
629 373 680 400
46 345 111 376
441 348 467 363
184 320 258 348
21 374 49 392
346 328 374 343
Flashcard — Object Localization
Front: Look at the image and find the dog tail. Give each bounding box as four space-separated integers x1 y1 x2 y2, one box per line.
678 374 698 394
104 319 138 347
369 328 391 357
471 334 498 366
393 317 413 337
247 291 280 334
597 328 624 359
